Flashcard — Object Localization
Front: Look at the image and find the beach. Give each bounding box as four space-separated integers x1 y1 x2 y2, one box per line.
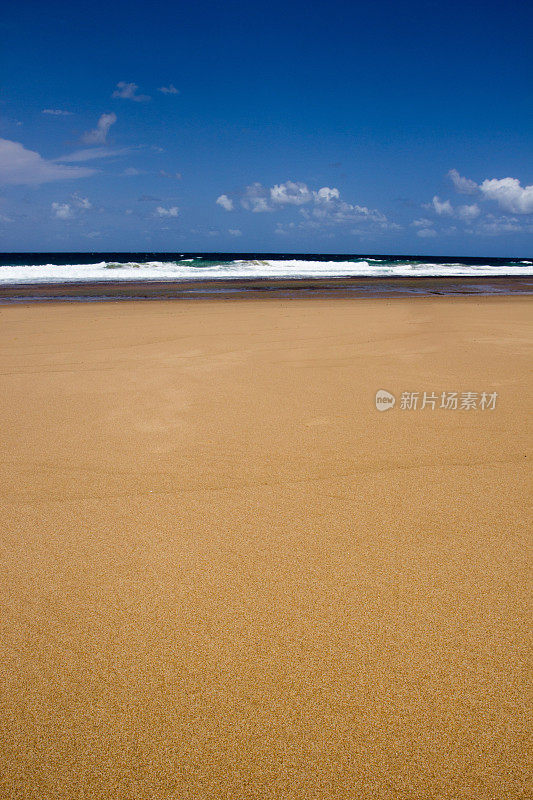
1 295 531 799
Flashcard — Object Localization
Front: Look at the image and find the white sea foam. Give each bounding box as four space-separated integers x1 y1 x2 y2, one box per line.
0 258 532 285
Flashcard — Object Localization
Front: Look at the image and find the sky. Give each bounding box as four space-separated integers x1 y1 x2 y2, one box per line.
0 0 532 255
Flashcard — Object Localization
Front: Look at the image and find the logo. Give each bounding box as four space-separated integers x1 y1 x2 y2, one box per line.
375 389 396 411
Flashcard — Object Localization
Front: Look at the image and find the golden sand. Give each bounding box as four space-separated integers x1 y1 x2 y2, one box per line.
0 296 531 799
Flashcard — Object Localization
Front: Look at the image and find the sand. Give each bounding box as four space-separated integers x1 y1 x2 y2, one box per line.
0 296 531 799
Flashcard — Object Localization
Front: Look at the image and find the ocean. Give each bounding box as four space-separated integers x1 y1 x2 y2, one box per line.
0 253 531 301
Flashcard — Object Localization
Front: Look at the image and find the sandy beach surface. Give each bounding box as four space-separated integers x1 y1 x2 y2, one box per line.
0 296 531 799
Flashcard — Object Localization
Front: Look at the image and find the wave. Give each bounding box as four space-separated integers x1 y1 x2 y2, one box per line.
0 258 532 285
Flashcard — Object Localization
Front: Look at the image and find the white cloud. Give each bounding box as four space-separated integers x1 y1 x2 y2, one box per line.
82 113 117 145
52 202 73 219
158 84 179 95
0 138 95 185
216 194 234 211
417 227 437 238
56 146 130 162
474 214 531 235
270 181 312 206
234 180 392 232
448 169 478 195
159 170 182 179
112 82 150 102
72 193 92 209
411 218 434 227
228 229 242 236
479 177 533 215
313 187 340 203
241 183 273 213
122 167 142 176
42 109 73 116
457 203 480 221
430 195 454 216
155 206 179 217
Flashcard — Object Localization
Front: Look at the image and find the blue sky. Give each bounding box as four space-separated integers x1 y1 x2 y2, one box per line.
0 0 531 254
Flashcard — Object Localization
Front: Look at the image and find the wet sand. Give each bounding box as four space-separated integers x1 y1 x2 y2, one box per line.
0 296 531 799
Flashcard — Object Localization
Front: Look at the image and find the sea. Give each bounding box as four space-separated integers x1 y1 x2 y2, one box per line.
0 252 531 300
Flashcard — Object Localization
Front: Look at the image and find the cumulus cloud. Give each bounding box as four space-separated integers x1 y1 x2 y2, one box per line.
270 181 312 206
313 187 340 203
42 109 73 116
216 194 234 211
430 195 454 215
232 179 392 232
155 206 179 217
241 183 273 213
448 169 478 195
479 177 533 215
0 138 95 185
81 113 117 145
112 82 150 102
158 84 179 95
52 202 73 219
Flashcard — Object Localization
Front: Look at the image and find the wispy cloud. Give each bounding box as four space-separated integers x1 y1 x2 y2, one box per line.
448 169 478 195
42 109 73 116
51 193 92 219
81 113 117 145
0 138 95 186
55 146 130 163
428 195 454 216
51 202 73 219
112 82 151 102
158 84 179 95
155 206 179 217
228 228 242 236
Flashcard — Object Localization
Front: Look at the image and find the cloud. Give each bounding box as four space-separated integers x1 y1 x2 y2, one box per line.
270 181 312 206
228 228 242 236
81 113 117 145
430 195 454 215
417 227 437 238
122 167 142 176
112 82 150 102
0 138 95 185
479 177 533 214
42 109 73 116
158 84 179 95
71 193 92 209
52 202 73 219
155 206 179 217
448 169 478 195
457 203 480 221
159 170 182 179
473 214 532 235
56 146 130 162
216 194 234 211
233 180 393 232
411 218 434 227
313 187 340 203
241 183 273 213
